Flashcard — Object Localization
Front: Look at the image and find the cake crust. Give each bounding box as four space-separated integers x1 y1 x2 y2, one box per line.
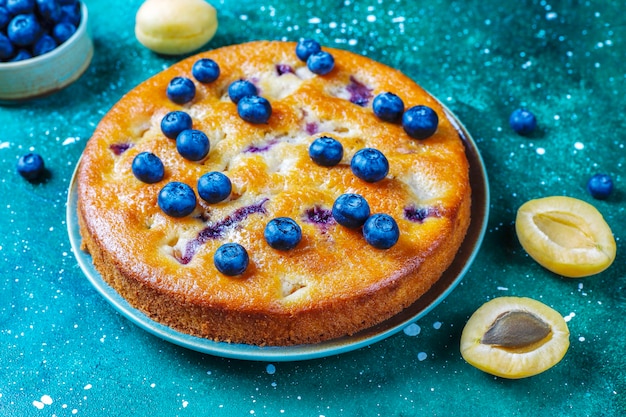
76 40 471 346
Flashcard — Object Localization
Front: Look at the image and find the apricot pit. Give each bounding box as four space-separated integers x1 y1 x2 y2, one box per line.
460 297 569 379
515 196 616 278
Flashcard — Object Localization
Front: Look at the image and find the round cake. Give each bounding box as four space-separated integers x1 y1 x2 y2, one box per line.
76 40 472 346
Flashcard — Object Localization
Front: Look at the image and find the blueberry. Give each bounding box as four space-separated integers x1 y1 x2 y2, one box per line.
228 79 257 104
587 173 613 200
373 92 405 123
402 105 439 140
309 136 343 167
167 77 196 104
214 242 249 276
332 193 370 229
36 0 61 23
0 32 14 60
307 51 335 75
132 152 164 184
161 110 192 139
33 33 56 56
350 148 389 183
295 38 321 61
192 58 220 83
6 0 35 14
176 129 210 161
0 7 10 29
158 181 196 217
16 152 45 181
7 14 41 47
58 2 80 25
363 213 399 249
197 171 232 204
264 217 302 251
10 48 31 61
237 95 272 124
52 21 75 43
509 108 537 135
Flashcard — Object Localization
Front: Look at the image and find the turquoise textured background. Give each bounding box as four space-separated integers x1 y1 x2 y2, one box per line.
1 0 624 416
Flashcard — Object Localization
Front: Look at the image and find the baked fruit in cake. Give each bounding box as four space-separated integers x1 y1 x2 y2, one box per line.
76 40 472 346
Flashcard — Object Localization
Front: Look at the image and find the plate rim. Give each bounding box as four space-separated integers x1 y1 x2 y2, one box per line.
66 107 489 362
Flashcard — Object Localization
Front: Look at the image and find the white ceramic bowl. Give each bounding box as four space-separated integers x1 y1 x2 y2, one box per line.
0 3 93 102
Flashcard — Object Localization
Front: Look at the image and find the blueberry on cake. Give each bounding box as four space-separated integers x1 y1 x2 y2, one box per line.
76 40 472 346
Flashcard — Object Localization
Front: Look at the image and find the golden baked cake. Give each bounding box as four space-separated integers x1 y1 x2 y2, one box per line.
76 40 471 346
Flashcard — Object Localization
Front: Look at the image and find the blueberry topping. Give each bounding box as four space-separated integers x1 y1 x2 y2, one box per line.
161 111 192 139
109 142 132 155
305 206 334 226
131 152 164 184
373 92 405 123
363 213 399 249
350 148 389 183
7 13 41 47
332 193 370 229
192 58 220 83
276 64 294 76
32 33 56 56
237 95 272 124
509 108 537 136
402 105 439 140
309 136 343 167
214 242 249 276
167 77 196 104
295 38 321 61
16 152 44 181
52 21 75 43
176 129 210 161
404 206 437 223
158 182 196 218
228 79 257 104
264 217 302 251
307 51 335 75
587 173 613 200
197 171 232 204
346 76 373 107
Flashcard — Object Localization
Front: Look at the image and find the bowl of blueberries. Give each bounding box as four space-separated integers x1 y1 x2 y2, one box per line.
0 0 92 102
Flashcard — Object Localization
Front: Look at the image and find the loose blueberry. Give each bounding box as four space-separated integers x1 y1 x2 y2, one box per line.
587 173 613 200
7 13 41 47
158 181 197 217
161 110 192 139
237 95 272 124
363 213 399 249
0 32 14 59
197 171 232 204
192 58 220 83
264 217 302 251
350 148 389 183
228 79 257 104
166 77 196 104
307 50 335 75
402 105 439 139
214 242 249 276
309 136 343 167
58 2 80 26
16 152 45 181
52 21 75 43
36 0 61 23
7 0 34 14
373 92 405 123
176 129 210 161
509 108 537 135
131 152 164 184
33 33 56 56
332 193 370 229
0 7 10 30
295 38 321 61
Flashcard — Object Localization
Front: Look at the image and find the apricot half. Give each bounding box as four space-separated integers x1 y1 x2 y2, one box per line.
460 297 570 379
515 196 616 278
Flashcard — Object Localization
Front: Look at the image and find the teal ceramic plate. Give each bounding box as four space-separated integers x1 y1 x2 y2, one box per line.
67 107 489 362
